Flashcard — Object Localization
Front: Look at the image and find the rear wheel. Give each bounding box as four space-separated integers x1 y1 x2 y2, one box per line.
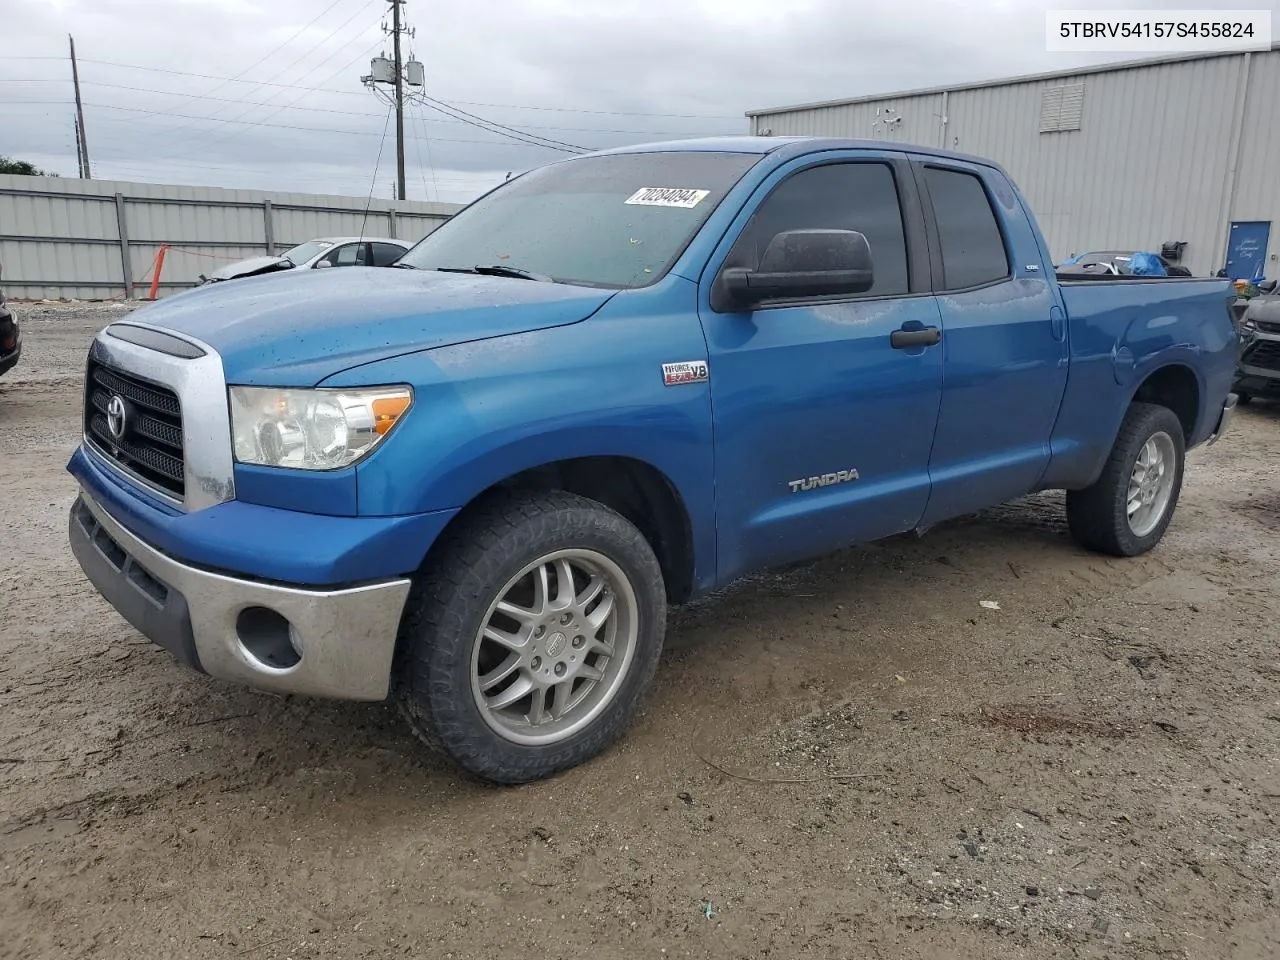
394 491 666 783
1066 402 1185 557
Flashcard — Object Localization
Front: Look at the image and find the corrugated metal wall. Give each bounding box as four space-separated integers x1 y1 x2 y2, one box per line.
749 49 1280 278
1232 51 1280 261
0 174 461 300
755 93 947 147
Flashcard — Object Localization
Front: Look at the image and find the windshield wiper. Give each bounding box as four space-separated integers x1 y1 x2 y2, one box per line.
392 262 417 269
435 264 554 282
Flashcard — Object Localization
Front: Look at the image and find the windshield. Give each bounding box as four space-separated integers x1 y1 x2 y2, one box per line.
281 240 334 265
398 151 761 288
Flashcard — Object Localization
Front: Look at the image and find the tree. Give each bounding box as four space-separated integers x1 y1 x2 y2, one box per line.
0 156 56 176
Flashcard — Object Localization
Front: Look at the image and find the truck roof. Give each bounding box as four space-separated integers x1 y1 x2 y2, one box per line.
593 135 1006 172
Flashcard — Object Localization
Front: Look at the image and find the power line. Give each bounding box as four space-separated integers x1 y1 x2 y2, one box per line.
1 57 745 119
360 101 396 239
447 98 742 121
151 0 349 128
76 101 581 150
416 95 589 152
169 0 382 155
412 96 584 154
406 102 438 202
90 154 492 186
165 36 385 161
0 79 741 136
71 100 582 153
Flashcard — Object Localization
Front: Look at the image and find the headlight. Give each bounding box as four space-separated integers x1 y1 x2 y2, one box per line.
229 385 412 470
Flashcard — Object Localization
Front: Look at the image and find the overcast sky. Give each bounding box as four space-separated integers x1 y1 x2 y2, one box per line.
2 0 1275 203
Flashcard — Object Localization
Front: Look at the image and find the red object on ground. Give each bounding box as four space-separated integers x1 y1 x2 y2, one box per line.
148 245 169 301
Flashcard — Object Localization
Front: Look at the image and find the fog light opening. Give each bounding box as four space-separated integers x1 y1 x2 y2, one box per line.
236 606 301 669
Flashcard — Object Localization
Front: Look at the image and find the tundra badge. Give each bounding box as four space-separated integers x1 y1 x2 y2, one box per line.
662 361 709 386
789 469 859 493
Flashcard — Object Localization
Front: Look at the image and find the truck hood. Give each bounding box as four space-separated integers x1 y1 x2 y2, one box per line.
125 267 616 384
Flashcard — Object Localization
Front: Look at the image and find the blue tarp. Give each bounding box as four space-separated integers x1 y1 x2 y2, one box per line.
1128 252 1167 276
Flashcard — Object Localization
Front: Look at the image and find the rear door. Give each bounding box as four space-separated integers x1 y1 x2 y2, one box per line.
698 152 945 583
914 160 1069 525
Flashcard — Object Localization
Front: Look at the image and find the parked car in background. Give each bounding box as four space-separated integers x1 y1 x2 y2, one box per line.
67 137 1237 784
1234 279 1280 404
197 237 410 285
1057 250 1193 277
0 264 20 379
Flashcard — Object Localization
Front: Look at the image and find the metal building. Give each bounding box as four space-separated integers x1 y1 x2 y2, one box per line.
746 44 1280 279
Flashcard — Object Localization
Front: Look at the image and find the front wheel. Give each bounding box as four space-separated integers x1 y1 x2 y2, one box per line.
395 491 667 783
1066 402 1186 557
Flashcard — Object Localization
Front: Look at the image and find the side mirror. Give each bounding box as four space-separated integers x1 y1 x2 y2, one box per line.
314 259 333 269
716 229 874 311
1260 279 1278 294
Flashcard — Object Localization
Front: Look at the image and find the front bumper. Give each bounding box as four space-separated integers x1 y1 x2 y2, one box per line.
69 489 412 700
1207 393 1238 446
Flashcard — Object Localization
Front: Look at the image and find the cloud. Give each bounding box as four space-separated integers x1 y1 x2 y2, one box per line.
3 0 1275 202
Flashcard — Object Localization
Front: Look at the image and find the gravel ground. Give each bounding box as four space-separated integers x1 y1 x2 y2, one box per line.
1 302 1278 960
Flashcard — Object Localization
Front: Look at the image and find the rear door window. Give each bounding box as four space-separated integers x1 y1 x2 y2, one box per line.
922 167 1010 290
371 243 405 266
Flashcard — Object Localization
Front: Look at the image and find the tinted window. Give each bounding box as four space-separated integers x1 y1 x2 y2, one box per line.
726 162 909 297
923 167 1009 289
399 151 761 288
371 242 404 266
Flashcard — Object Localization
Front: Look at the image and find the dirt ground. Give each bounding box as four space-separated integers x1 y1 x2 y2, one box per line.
1 303 1277 960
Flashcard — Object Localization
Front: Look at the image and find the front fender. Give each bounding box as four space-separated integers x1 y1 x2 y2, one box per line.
330 278 719 593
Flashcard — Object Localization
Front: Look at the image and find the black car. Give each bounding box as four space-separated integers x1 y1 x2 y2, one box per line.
1234 280 1280 404
0 264 19 379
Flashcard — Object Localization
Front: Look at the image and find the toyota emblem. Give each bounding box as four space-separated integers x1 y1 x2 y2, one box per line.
106 394 128 440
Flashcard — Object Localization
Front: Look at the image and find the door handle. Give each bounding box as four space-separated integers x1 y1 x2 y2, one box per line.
1049 305 1066 342
890 326 942 349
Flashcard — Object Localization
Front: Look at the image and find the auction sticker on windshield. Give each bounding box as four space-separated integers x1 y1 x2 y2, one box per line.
625 187 711 208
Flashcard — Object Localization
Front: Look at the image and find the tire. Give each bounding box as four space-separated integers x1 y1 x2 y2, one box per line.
394 490 667 783
1066 402 1185 557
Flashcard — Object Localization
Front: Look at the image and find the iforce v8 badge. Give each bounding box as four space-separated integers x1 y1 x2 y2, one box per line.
662 361 709 386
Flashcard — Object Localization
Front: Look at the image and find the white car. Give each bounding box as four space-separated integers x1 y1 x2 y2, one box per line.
198 237 411 285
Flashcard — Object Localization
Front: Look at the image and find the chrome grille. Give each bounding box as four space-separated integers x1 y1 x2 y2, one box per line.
84 358 185 498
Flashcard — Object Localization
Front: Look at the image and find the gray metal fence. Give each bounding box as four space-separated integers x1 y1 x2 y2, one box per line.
0 174 462 300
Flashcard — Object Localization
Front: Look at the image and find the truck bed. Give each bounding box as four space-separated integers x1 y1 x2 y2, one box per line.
1044 276 1237 490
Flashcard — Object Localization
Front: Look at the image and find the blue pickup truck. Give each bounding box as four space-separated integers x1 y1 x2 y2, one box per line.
67 137 1237 782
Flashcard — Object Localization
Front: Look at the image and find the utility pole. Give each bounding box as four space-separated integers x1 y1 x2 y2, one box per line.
391 0 407 202
73 116 84 179
69 34 92 179
361 3 421 201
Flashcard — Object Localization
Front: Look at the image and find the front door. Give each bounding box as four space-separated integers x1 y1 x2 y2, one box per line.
698 154 944 584
1226 221 1271 280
